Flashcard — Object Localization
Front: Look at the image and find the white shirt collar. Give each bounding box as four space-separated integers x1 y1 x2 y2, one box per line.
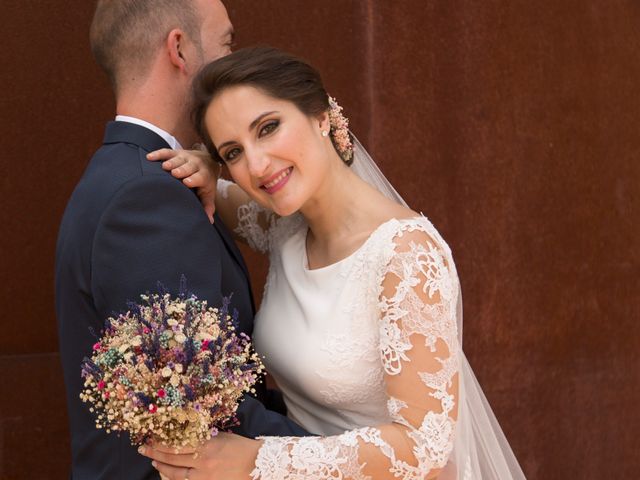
115 115 183 150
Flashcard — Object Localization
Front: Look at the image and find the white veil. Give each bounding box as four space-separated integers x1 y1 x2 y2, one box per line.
351 135 527 480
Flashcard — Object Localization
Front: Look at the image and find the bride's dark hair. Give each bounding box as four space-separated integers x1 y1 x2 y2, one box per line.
192 46 351 164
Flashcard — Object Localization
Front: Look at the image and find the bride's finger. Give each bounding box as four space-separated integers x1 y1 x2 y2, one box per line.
147 148 179 162
182 170 212 188
149 443 198 455
161 155 189 171
171 160 199 179
152 460 193 480
138 445 195 468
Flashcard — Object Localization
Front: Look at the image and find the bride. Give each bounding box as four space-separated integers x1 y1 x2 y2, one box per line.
139 46 526 480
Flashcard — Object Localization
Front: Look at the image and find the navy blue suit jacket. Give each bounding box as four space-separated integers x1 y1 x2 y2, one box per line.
55 122 308 479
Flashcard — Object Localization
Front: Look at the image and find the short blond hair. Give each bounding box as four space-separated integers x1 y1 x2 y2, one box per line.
90 0 201 93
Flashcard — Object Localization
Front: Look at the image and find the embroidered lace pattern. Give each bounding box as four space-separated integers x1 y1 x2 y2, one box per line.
234 200 277 254
316 221 399 409
251 218 461 479
234 199 305 255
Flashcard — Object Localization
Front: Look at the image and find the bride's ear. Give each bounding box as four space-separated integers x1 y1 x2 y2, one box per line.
316 110 330 135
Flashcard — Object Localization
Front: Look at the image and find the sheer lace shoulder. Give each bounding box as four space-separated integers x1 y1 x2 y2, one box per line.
217 178 234 199
234 200 277 254
233 198 305 254
251 217 461 479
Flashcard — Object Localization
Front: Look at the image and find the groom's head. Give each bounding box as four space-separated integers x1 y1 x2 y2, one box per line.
90 0 233 142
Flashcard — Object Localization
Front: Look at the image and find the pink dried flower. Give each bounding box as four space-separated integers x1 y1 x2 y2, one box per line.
327 96 354 163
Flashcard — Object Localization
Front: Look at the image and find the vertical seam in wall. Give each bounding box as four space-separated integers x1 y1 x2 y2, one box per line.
0 412 4 478
364 0 375 150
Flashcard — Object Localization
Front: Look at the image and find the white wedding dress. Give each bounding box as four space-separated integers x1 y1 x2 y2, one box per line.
220 140 525 479
231 205 462 478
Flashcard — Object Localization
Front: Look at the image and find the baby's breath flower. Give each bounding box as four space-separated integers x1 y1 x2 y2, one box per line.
80 290 263 448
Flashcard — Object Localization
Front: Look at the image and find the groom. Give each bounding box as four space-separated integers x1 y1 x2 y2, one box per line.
55 1 307 478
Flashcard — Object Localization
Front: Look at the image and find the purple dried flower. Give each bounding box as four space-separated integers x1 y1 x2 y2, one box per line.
184 338 196 366
183 384 195 402
202 357 211 375
136 392 152 407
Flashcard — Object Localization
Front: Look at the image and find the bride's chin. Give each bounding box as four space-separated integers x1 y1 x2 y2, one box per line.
269 199 300 217
272 205 298 217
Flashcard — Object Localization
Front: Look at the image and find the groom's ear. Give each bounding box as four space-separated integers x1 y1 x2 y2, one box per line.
166 28 187 73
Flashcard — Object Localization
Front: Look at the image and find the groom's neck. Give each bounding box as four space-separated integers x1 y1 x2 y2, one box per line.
115 79 195 148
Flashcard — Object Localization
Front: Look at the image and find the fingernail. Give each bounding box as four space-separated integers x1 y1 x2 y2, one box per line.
147 153 154 158
152 461 157 468
138 446 145 454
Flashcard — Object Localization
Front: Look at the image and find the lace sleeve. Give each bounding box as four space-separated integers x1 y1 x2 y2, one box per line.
234 201 278 254
251 225 460 479
213 178 279 253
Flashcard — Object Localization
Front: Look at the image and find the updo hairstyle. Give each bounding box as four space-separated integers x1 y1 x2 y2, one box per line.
192 46 353 165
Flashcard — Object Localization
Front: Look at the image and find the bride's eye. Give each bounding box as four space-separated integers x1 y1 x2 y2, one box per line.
259 120 279 137
223 146 242 162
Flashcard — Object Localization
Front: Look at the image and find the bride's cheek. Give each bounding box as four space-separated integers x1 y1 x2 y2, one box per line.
227 167 250 192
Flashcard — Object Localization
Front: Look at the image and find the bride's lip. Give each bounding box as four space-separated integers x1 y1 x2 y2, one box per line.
260 167 293 194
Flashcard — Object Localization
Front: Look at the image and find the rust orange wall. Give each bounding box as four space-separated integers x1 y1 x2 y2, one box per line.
1 1 638 478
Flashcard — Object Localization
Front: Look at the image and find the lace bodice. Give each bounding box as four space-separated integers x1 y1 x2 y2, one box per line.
237 200 461 479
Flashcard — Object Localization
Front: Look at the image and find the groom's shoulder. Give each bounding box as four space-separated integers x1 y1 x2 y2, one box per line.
84 121 173 183
88 140 161 183
60 129 189 232
89 128 167 180
77 124 178 200
81 143 196 220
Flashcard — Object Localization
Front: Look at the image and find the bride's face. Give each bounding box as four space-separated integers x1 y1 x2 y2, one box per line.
205 85 333 216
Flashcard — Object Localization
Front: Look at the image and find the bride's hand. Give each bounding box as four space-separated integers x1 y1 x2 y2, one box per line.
139 432 263 480
147 148 220 223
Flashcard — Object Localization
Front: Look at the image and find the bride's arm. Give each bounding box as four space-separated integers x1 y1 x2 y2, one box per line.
141 226 460 479
147 148 276 253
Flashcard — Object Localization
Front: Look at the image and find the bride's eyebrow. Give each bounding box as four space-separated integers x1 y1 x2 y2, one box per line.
216 111 279 151
249 111 278 131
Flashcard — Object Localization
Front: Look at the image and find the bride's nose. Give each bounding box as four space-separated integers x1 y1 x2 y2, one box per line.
246 147 271 178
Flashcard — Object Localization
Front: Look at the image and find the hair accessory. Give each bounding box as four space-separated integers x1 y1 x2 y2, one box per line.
327 96 354 163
